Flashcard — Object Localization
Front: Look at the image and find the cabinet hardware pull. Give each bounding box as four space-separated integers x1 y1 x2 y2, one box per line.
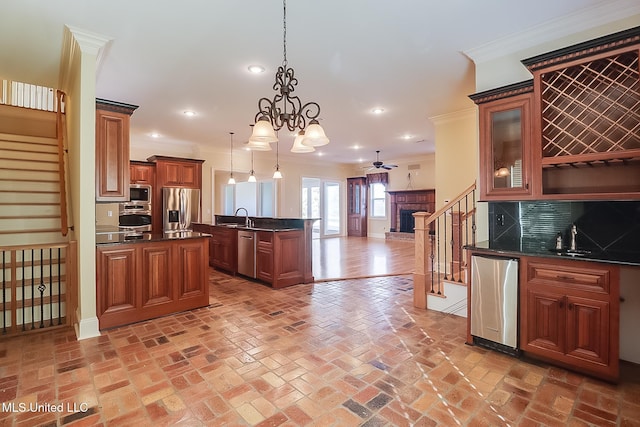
559 300 564 309
557 275 574 280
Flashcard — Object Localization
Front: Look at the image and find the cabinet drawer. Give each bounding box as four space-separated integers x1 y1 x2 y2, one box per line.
526 261 610 294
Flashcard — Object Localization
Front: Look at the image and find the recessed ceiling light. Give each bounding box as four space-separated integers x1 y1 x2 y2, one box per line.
316 151 324 156
150 132 160 138
248 65 265 74
402 134 412 140
372 108 384 114
353 144 360 150
183 110 196 117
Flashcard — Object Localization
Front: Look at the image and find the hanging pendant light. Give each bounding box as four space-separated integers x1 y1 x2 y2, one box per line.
245 123 273 151
301 119 329 147
227 132 236 185
273 139 283 179
248 150 257 183
249 0 328 151
290 130 315 153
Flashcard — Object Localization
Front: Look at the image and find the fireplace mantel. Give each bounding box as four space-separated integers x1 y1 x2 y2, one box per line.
387 189 435 233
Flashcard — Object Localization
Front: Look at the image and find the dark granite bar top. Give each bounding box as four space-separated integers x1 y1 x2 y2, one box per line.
96 231 211 246
466 241 640 267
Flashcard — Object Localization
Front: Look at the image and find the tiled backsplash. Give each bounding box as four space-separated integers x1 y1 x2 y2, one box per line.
489 201 640 254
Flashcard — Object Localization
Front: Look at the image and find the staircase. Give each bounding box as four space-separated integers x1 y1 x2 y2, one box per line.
413 182 476 317
0 81 76 336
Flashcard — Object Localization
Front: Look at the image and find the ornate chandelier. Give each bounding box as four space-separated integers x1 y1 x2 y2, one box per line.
248 0 329 152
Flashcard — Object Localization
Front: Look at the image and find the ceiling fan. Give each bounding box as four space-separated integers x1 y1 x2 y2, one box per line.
367 150 398 171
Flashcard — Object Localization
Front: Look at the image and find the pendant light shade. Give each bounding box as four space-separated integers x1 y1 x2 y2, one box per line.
290 130 315 153
273 168 283 179
301 120 329 147
249 116 278 144
248 150 257 183
273 140 283 179
228 132 236 185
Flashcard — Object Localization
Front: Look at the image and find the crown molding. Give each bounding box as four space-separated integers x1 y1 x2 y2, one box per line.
463 0 640 64
429 107 476 126
59 25 112 89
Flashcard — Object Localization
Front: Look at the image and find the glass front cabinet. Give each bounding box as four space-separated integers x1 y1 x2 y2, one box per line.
471 82 535 201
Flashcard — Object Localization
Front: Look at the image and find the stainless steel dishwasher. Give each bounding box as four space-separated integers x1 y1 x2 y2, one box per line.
470 254 519 356
237 230 256 278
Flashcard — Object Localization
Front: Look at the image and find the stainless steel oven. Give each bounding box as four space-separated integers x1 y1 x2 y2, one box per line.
119 184 153 232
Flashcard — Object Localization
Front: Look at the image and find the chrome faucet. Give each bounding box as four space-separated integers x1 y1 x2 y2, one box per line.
234 207 249 227
569 224 577 251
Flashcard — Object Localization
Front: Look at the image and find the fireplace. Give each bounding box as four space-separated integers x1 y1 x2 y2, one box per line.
399 209 419 233
387 189 435 234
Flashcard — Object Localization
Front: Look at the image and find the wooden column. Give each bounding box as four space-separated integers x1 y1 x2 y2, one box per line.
412 212 433 308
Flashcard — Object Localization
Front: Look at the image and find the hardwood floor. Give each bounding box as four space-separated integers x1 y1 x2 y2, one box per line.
312 236 415 281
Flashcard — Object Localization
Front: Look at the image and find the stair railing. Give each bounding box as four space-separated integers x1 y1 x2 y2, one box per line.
55 90 69 236
413 181 476 308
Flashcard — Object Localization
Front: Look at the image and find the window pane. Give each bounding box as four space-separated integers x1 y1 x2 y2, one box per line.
370 183 386 217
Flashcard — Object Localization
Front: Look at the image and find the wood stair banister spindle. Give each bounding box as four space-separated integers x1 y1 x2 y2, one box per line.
56 90 68 237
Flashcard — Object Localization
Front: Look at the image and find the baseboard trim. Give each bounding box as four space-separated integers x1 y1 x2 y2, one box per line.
74 311 100 340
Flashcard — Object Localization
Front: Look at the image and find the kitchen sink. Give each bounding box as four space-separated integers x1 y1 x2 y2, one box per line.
549 248 592 257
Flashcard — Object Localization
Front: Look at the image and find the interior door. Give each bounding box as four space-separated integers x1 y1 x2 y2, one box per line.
347 177 367 237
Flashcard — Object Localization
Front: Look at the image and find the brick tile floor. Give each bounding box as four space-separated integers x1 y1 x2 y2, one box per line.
0 270 639 426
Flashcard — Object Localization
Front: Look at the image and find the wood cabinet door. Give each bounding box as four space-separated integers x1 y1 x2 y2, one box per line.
523 289 565 356
140 243 173 308
478 92 534 201
179 163 199 187
96 247 138 324
176 240 207 299
96 109 130 201
163 162 183 186
347 177 367 236
130 164 154 185
565 296 610 366
256 232 274 283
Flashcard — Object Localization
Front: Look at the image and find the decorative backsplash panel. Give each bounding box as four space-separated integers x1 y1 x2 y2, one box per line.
489 201 640 254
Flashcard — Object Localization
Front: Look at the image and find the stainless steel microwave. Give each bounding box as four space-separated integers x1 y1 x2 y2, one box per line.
129 184 151 204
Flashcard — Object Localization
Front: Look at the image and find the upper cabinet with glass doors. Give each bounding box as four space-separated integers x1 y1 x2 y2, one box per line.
471 81 535 201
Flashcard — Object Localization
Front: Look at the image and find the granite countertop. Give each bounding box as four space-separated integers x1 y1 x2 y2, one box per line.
210 224 299 232
96 230 211 245
466 241 640 267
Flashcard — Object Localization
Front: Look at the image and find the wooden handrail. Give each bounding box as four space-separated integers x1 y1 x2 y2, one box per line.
56 90 68 237
425 181 477 226
0 242 71 252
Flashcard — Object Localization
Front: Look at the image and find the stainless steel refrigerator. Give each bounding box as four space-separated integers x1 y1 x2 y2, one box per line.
162 187 201 232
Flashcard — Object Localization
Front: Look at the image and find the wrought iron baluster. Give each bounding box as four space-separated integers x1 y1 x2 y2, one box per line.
21 250 25 331
57 248 62 325
458 200 463 283
436 217 441 295
429 236 435 294
39 248 45 328
2 251 5 334
31 249 35 330
450 207 455 282
443 213 448 281
465 195 469 255
49 248 53 327
472 189 477 246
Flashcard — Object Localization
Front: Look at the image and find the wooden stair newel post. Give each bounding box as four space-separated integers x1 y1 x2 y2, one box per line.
412 212 433 308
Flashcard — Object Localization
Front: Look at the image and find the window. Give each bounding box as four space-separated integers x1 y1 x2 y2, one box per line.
370 182 386 218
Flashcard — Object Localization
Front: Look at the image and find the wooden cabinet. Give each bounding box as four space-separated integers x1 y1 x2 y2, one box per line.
470 82 534 201
96 246 139 327
347 177 367 237
211 226 237 272
150 156 202 188
96 237 209 330
520 256 619 381
95 99 138 201
256 231 274 283
130 161 155 185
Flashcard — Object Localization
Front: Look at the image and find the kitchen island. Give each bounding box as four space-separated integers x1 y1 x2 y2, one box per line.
96 230 210 330
193 216 317 288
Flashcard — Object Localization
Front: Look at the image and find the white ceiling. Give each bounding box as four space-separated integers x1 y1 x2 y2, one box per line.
1 0 635 167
